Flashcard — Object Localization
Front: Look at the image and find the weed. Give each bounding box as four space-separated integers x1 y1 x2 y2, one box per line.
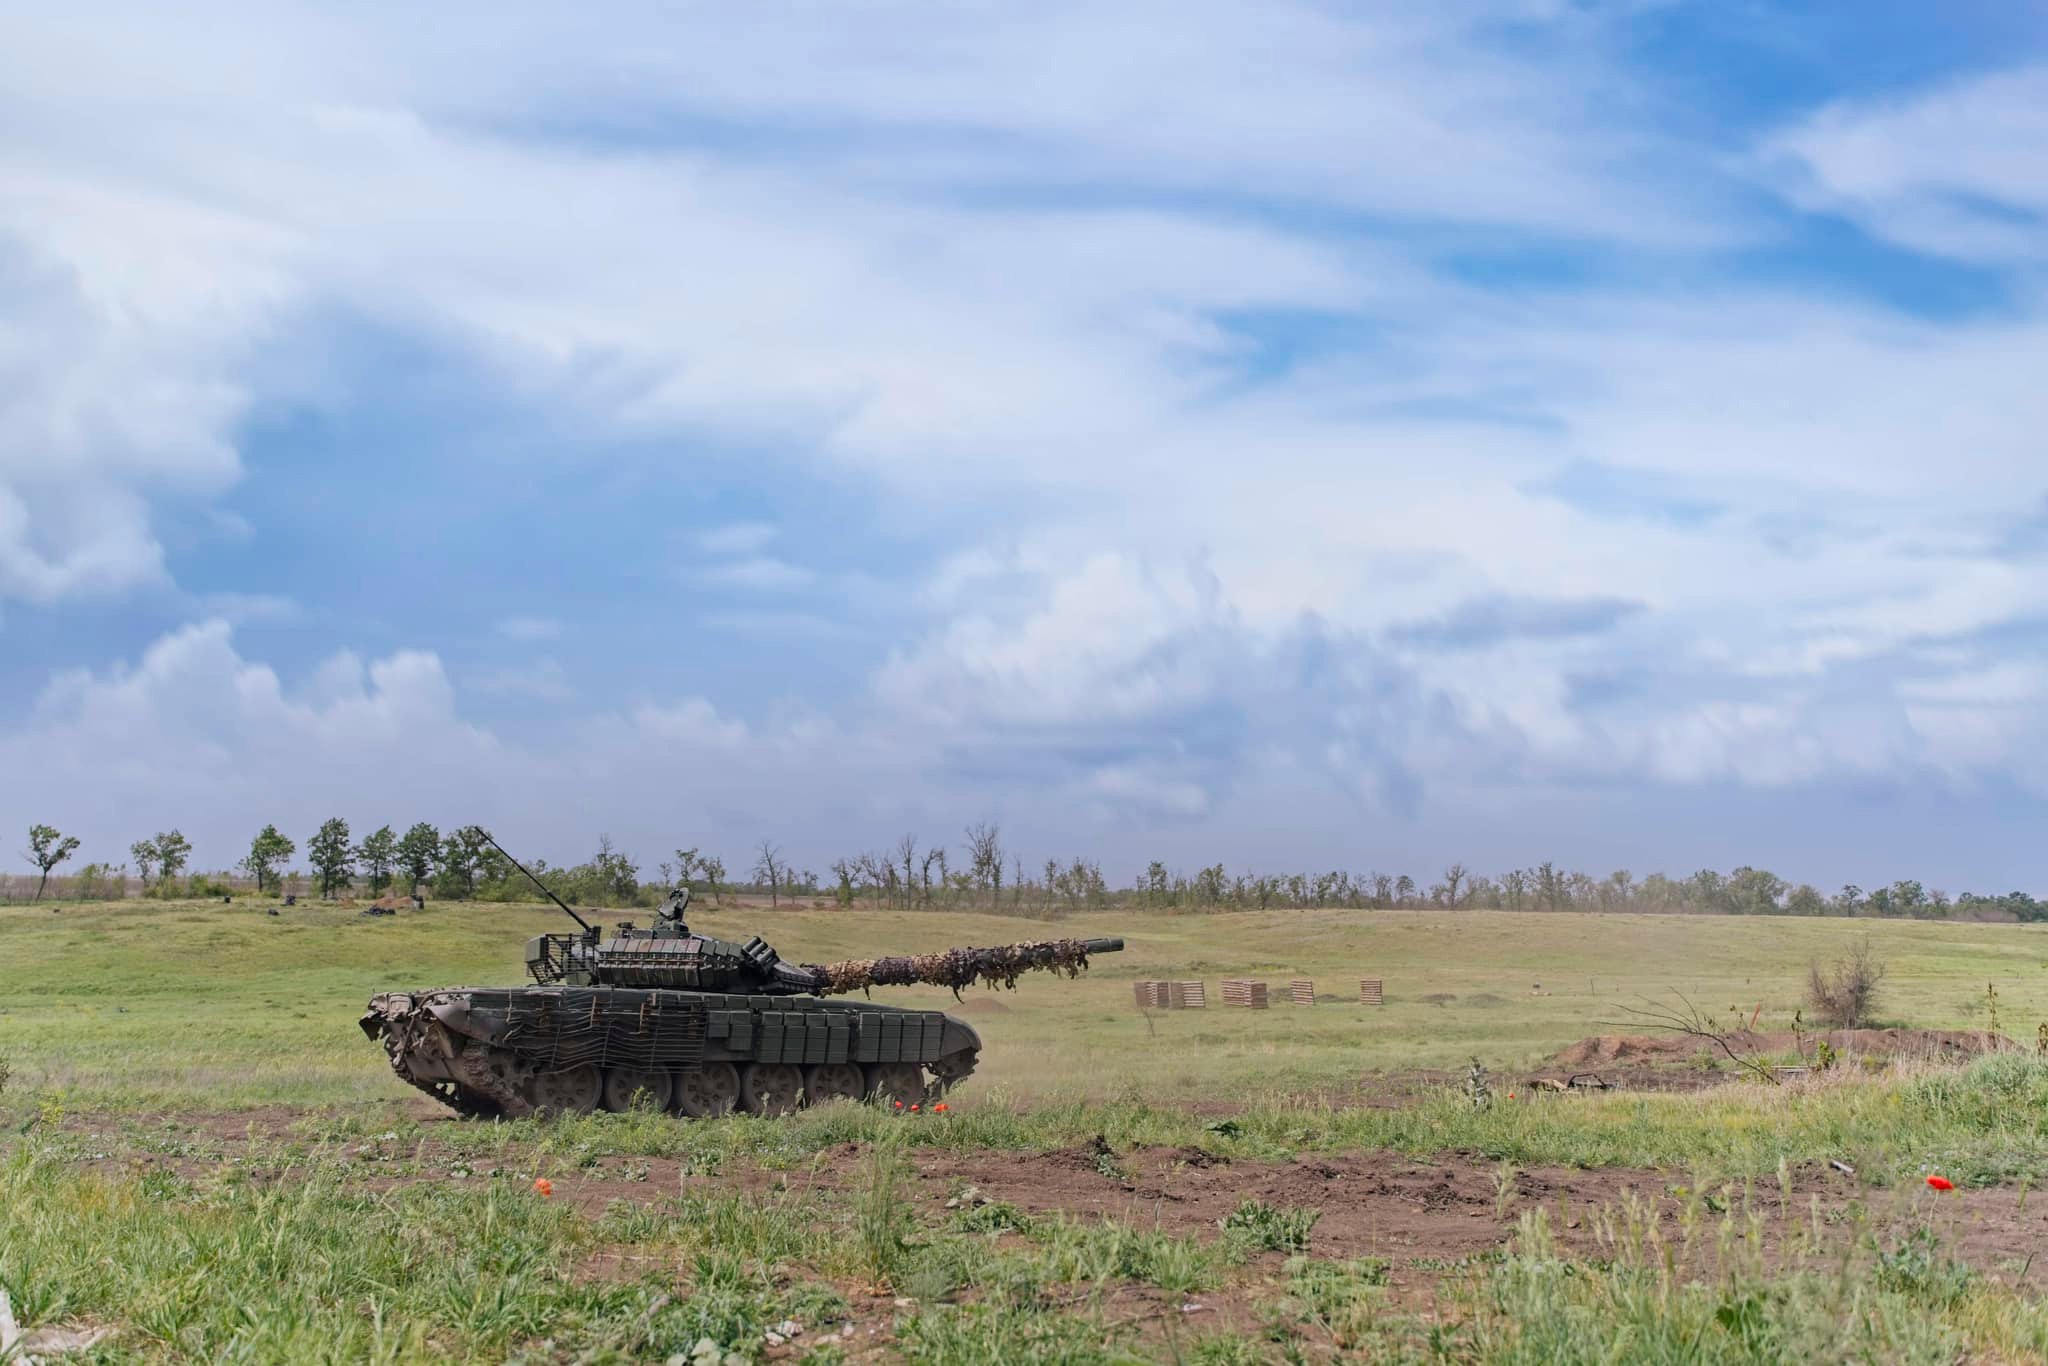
1491 1159 1519 1221
1465 1056 1493 1111
953 1199 1031 1235
1875 1227 1975 1307
1221 1198 1319 1253
856 1139 914 1286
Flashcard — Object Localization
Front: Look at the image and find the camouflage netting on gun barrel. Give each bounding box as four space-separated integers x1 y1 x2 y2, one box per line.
812 938 1101 997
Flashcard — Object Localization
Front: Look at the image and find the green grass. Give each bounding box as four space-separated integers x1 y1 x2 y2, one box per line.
8 896 2048 1359
6 896 2047 1111
6 1123 2048 1362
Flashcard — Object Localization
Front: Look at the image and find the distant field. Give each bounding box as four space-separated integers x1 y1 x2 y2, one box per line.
5 895 2044 1112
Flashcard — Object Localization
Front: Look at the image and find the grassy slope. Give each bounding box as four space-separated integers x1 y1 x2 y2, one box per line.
3 896 2045 1110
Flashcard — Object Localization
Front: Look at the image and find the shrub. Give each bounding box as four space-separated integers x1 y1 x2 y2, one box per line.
1806 937 1885 1028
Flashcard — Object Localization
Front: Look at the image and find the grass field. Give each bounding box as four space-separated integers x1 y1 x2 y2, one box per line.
7 896 2048 1110
5 897 2048 1361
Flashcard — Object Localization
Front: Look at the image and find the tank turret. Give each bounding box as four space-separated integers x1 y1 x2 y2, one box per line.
360 829 1123 1121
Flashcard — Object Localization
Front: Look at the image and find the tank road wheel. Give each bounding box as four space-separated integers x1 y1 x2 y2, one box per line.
804 1062 865 1107
739 1062 803 1116
865 1061 926 1109
673 1062 740 1118
602 1066 674 1114
526 1064 602 1118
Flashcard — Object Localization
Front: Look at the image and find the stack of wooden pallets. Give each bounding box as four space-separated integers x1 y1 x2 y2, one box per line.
1359 978 1384 1006
1133 980 1169 1009
1288 978 1315 1006
1221 978 1269 1009
1168 980 1207 1009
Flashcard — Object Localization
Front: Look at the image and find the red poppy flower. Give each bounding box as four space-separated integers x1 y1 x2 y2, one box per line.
1926 1175 1954 1191
934 1103 949 1113
911 1104 921 1113
532 1177 554 1198
893 1101 903 1110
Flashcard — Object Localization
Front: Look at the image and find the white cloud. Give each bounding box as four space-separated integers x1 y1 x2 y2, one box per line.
1764 65 2048 263
694 556 815 592
475 656 575 703
694 523 778 557
4 0 2048 874
495 615 561 642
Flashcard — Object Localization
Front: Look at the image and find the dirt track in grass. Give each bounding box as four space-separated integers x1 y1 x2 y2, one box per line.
77 1104 2048 1305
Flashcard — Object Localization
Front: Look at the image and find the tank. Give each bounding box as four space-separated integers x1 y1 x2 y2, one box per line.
359 832 1123 1119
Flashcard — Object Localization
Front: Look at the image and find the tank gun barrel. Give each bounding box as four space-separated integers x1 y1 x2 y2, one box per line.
809 936 1124 998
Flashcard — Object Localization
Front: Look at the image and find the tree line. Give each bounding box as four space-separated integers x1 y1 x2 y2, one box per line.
10 820 2044 923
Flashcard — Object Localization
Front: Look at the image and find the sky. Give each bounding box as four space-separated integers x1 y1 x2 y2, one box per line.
4 2 2047 892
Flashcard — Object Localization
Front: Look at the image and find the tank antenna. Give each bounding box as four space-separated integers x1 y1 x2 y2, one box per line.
475 827 593 932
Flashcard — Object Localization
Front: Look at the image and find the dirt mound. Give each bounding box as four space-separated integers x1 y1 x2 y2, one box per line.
1552 1028 2015 1070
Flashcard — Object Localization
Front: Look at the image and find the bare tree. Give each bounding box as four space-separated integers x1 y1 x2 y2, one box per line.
753 839 785 906
1441 863 1467 906
852 851 889 903
920 846 945 905
896 834 919 910
964 822 1004 906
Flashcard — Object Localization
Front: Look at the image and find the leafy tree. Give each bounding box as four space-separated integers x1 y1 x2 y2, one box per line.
130 837 161 888
671 846 701 888
155 829 192 884
308 818 355 898
701 855 726 905
592 834 638 904
436 825 489 900
25 824 80 901
357 825 398 894
241 824 295 894
397 822 440 895
1785 883 1826 916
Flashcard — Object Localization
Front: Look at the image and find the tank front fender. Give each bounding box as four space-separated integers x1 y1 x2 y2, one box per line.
939 1017 982 1058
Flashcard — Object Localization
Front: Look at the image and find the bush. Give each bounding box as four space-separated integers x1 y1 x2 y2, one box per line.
1806 937 1885 1027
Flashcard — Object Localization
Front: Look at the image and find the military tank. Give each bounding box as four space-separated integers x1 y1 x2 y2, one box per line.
361 831 1122 1119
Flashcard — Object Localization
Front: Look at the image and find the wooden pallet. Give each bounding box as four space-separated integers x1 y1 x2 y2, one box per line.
1169 980 1207 1009
1359 978 1384 1006
1133 980 1168 1009
1220 978 1269 1009
1288 978 1315 1006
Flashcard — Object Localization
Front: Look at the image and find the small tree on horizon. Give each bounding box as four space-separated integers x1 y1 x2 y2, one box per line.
358 825 398 895
26 824 80 902
436 825 488 900
241 825 295 894
754 839 785 906
397 822 440 896
309 818 355 899
155 829 192 885
131 836 161 888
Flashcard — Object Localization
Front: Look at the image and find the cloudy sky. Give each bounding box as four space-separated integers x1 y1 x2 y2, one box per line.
4 2 2046 890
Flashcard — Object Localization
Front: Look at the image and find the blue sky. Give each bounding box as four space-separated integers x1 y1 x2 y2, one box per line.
4 1 2047 890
